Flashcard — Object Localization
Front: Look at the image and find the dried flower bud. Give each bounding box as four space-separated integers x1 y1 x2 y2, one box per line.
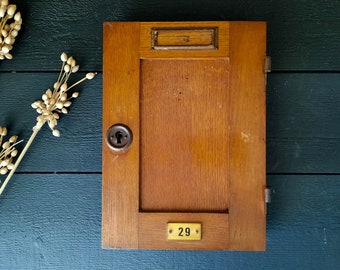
6 4 16 16
1 29 7 37
9 135 17 143
1 44 9 53
4 35 11 44
67 56 74 65
45 89 52 98
60 52 67 62
14 11 20 21
2 141 10 149
49 98 56 106
48 121 55 130
7 163 13 170
0 160 7 167
52 130 60 137
10 29 17 37
63 101 72 107
4 53 12 59
60 83 67 92
0 7 5 18
54 82 60 89
71 65 79 73
14 23 21 31
11 149 18 157
60 93 67 101
0 167 8 175
56 102 63 109
86 72 96 80
0 127 7 136
64 64 70 73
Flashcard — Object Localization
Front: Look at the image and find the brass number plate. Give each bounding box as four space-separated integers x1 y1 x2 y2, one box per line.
167 223 202 241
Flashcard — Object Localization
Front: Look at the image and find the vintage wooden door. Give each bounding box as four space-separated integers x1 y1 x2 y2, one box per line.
102 21 266 250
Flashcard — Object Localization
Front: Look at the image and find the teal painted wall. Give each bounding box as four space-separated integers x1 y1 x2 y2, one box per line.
1 0 339 269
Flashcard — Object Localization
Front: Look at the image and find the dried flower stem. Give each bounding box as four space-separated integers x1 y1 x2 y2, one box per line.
0 52 96 195
0 126 40 195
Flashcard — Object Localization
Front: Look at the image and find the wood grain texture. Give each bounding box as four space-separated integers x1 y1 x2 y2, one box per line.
228 22 266 251
140 59 229 212
102 22 140 248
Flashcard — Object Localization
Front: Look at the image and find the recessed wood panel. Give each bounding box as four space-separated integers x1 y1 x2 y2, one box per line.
140 59 230 212
151 28 218 50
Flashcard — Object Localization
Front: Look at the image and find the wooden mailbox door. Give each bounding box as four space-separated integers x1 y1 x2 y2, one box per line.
103 21 266 251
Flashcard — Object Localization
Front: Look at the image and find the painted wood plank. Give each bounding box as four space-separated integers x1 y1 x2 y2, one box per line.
0 0 339 71
267 73 340 139
1 174 339 269
267 73 340 173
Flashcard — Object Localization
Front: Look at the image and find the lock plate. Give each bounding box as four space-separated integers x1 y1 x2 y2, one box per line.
167 223 202 241
106 124 133 151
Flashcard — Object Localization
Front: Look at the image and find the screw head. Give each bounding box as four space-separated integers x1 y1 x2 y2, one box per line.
106 124 133 151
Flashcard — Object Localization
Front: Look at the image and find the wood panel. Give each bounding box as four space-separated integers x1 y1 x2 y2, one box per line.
140 59 229 212
228 22 266 251
102 22 140 248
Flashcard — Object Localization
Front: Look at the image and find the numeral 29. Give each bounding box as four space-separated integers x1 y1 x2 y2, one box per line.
178 227 191 237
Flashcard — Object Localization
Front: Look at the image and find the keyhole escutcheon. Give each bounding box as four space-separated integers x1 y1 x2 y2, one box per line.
106 124 133 151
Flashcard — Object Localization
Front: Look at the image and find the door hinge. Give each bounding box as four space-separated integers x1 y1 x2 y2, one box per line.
265 56 271 73
265 186 272 204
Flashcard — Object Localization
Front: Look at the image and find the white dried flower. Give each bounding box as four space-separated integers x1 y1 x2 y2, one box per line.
0 1 22 60
0 52 96 196
0 126 21 179
32 52 97 136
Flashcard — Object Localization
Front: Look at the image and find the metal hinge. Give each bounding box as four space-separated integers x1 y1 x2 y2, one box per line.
265 56 271 73
265 186 272 215
265 186 272 204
